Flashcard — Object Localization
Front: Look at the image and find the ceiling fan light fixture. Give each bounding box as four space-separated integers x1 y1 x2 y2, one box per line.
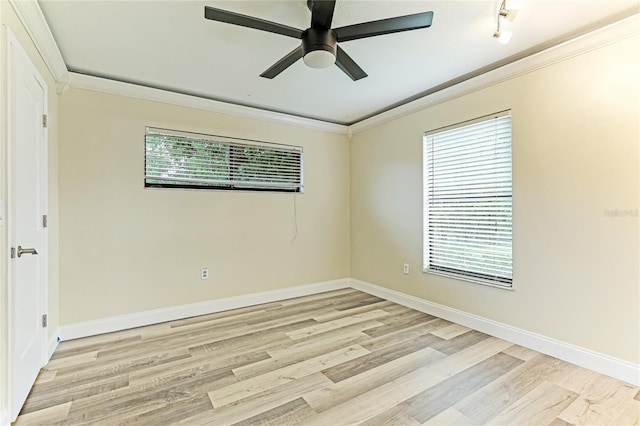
303 50 336 68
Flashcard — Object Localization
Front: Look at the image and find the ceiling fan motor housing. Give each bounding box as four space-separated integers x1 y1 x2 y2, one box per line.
302 28 337 57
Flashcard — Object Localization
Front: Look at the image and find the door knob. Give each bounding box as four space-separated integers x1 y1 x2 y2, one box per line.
17 246 38 258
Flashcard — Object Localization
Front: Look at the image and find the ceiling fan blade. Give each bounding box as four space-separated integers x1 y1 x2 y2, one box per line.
333 11 434 42
310 0 336 30
204 6 303 39
260 46 304 79
335 46 367 81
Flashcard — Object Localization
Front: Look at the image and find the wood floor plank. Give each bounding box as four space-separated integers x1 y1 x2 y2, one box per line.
455 353 576 424
13 402 71 426
359 406 422 426
50 334 142 361
360 318 450 353
430 323 472 340
276 288 363 306
556 372 640 425
303 346 445 413
103 394 214 426
208 344 369 408
502 344 539 361
255 304 342 324
167 308 277 334
16 289 638 425
129 349 270 386
265 320 379 359
321 333 443 383
33 369 57 385
363 310 436 338
399 352 523 423
177 373 333 425
234 328 369 381
44 350 99 370
20 374 129 415
488 380 579 425
377 302 424 315
264 292 383 319
428 329 491 356
311 300 395 322
48 348 192 387
285 309 388 340
169 302 282 328
329 295 387 311
232 397 316 426
188 330 294 357
422 407 475 425
549 418 573 426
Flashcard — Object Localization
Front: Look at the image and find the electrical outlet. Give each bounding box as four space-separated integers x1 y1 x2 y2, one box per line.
201 268 209 280
403 263 409 274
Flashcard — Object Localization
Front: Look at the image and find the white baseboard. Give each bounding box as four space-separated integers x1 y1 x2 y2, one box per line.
59 279 350 341
350 278 640 386
47 328 60 361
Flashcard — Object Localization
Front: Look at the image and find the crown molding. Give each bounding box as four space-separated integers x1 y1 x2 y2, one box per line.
67 73 350 135
8 0 68 84
350 13 640 134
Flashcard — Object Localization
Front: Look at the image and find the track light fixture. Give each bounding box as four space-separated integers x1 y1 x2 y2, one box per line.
499 0 518 22
493 0 517 44
493 20 512 44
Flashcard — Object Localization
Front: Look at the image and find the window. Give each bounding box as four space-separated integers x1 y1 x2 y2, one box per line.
423 111 512 288
145 127 303 192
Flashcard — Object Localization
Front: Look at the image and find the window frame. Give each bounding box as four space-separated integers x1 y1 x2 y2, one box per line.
422 111 513 289
144 127 304 193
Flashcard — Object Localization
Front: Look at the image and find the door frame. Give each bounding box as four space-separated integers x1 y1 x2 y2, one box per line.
1 25 49 422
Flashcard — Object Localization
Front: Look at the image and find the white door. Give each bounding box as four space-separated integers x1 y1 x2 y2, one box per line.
6 29 48 420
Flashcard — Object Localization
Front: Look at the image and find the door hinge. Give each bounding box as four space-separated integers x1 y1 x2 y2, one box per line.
43 114 48 128
42 314 48 328
43 214 48 228
10 247 15 259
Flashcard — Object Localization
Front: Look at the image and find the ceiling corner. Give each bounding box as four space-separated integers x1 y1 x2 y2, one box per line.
8 0 68 82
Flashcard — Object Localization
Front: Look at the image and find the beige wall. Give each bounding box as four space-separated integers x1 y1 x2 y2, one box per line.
58 89 350 324
351 36 640 364
1 1 60 419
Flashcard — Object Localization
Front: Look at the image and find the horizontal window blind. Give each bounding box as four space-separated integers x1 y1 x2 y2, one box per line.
145 127 303 192
423 111 512 288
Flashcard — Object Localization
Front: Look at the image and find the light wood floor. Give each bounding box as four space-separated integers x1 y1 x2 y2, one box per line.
15 289 640 425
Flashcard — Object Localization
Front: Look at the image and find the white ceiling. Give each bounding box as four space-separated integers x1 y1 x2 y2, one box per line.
39 0 638 125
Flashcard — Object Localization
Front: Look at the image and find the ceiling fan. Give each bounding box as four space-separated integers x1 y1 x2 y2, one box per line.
204 1 434 81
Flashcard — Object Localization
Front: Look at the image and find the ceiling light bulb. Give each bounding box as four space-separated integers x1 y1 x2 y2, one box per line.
303 50 335 69
494 30 512 44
